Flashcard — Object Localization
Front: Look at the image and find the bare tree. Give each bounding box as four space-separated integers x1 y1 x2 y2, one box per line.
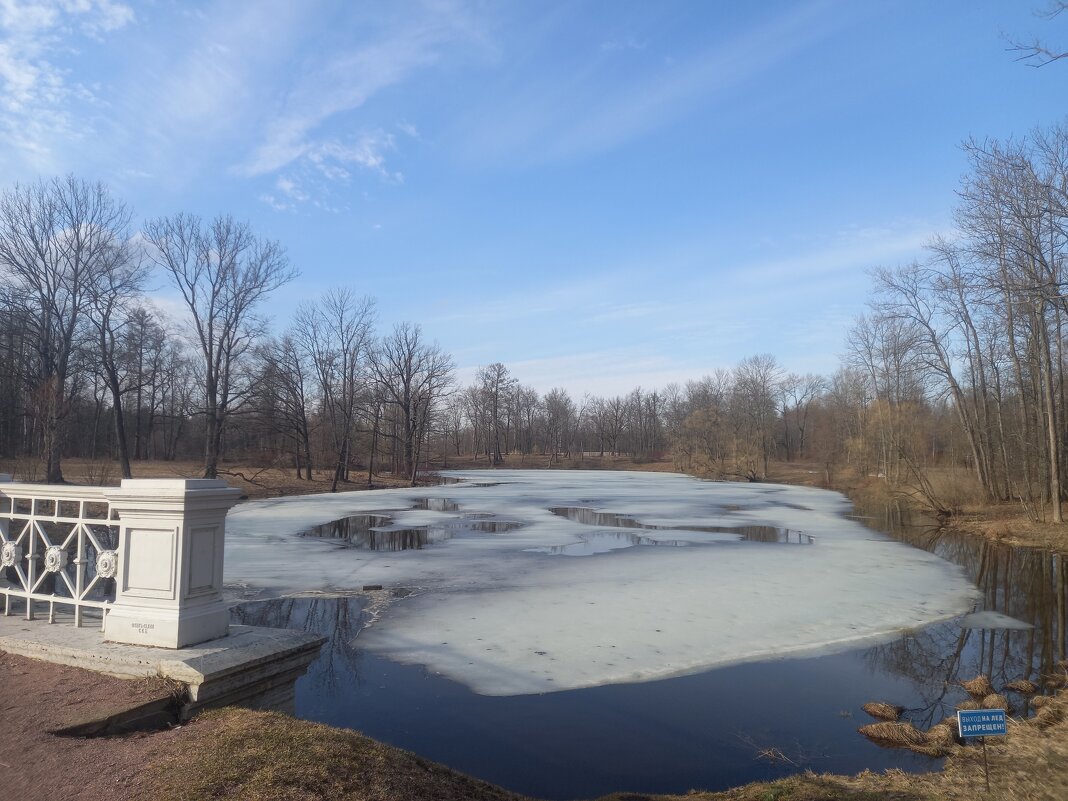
255 335 316 479
294 290 376 491
1009 2 1068 66
370 323 454 485
732 354 784 479
87 252 150 478
542 387 576 463
780 372 825 461
124 307 169 461
144 214 296 478
0 176 133 482
475 362 515 464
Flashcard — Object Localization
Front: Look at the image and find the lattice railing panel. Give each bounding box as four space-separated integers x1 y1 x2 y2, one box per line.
0 486 119 628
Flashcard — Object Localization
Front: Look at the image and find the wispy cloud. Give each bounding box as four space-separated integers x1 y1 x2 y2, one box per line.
599 36 646 53
0 0 134 170
259 130 404 212
731 221 938 286
452 0 848 165
237 5 487 181
436 215 939 396
308 131 401 182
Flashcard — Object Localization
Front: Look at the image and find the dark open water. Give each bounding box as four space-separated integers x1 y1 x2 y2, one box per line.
232 500 1068 800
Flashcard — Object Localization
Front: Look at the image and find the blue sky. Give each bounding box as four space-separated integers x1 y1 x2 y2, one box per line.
1 0 1065 395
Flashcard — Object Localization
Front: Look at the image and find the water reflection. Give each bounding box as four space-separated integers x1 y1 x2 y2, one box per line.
232 595 937 800
412 498 460 512
451 520 523 533
232 595 370 695
857 501 1068 728
299 498 524 551
549 506 813 545
301 515 447 551
526 530 691 556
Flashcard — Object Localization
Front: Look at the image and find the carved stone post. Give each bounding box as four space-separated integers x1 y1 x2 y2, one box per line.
103 479 242 648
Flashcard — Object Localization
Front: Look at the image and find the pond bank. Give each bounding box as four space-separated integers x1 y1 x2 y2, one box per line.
127 688 1068 801
4 639 1065 801
768 460 1068 554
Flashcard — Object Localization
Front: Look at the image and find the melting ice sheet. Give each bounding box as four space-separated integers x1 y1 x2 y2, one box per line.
224 470 979 696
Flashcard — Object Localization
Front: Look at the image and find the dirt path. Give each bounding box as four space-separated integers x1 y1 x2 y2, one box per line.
0 649 529 801
0 651 184 801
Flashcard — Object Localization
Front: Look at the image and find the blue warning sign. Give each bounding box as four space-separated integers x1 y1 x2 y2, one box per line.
957 708 1007 738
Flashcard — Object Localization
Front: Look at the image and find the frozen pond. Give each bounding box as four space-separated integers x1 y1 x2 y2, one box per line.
226 470 977 695
223 471 1068 798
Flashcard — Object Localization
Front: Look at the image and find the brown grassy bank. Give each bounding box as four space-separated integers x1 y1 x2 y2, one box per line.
780 461 1068 553
6 642 1067 801
0 453 678 500
139 690 1068 801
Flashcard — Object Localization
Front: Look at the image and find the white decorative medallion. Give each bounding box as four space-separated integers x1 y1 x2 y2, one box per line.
95 549 118 579
0 541 21 567
43 545 68 573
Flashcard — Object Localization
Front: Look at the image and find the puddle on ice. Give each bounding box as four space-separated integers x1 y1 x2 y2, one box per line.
302 520 443 551
301 514 393 539
298 498 524 551
527 530 689 556
412 498 460 512
451 519 523 533
547 506 814 548
300 514 446 551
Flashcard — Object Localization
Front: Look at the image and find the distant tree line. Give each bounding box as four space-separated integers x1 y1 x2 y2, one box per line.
7 120 1068 519
0 176 453 486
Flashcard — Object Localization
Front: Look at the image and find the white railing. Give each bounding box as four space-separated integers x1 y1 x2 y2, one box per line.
0 478 119 628
0 475 242 648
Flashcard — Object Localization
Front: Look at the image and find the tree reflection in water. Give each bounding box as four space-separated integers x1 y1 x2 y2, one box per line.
859 501 1067 728
232 595 370 695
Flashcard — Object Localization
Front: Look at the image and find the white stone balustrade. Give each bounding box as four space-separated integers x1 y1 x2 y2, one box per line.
0 476 242 649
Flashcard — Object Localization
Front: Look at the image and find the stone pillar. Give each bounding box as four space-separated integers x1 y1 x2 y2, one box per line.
103 479 242 648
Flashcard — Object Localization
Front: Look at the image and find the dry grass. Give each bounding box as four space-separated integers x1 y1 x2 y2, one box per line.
960 675 995 698
931 691 1068 801
135 690 1068 801
140 708 528 801
916 468 987 514
1003 679 1039 695
3 453 679 500
1 457 445 499
146 709 921 801
981 694 1010 711
594 692 1068 801
778 459 1068 552
856 722 927 748
860 702 903 722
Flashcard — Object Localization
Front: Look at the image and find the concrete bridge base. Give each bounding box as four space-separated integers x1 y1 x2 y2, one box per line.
0 613 324 719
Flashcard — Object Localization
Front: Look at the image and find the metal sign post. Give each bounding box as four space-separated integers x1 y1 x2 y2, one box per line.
957 708 1007 792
